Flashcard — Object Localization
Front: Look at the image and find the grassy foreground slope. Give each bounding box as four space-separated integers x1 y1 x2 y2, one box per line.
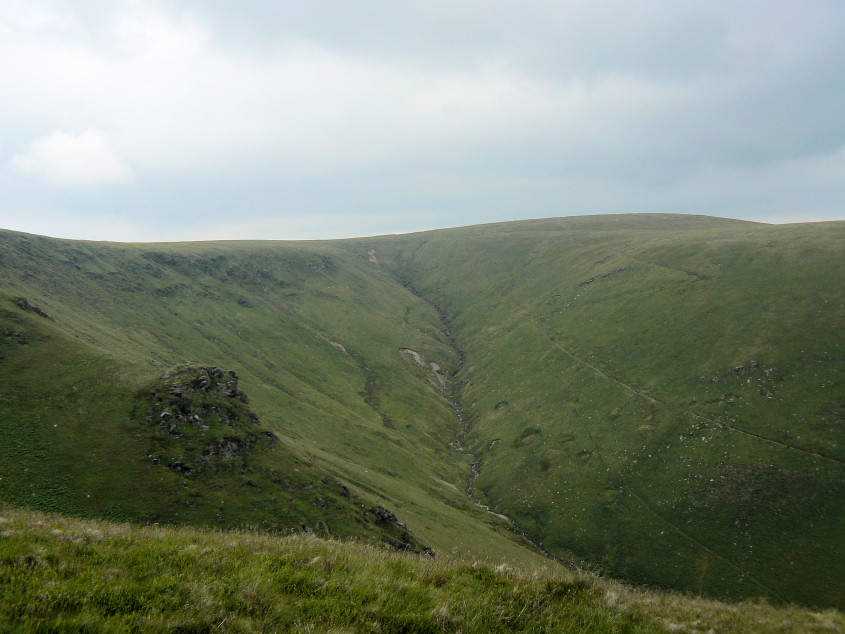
361 214 845 607
0 229 546 564
2 507 841 633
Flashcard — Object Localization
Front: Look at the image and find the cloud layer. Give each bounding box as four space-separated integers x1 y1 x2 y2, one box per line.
12 128 134 186
1 1 843 240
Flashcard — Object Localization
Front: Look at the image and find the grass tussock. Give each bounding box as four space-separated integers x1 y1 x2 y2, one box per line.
1 507 841 633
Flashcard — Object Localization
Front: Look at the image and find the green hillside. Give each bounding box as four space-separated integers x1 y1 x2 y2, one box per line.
2 507 840 633
1 214 843 608
0 294 427 550
0 230 542 566
359 214 845 607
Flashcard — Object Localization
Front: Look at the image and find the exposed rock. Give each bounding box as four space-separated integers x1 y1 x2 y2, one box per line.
0 328 28 345
169 460 192 475
429 362 447 388
375 505 398 526
142 365 273 476
365 505 432 554
217 437 246 461
310 255 336 272
159 410 180 436
729 360 759 375
579 268 627 286
328 339 347 353
399 348 426 366
12 297 53 321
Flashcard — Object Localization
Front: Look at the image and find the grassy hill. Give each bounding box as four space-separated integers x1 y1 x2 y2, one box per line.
1 214 843 609
0 230 544 565
359 214 845 607
1 506 840 633
0 294 428 551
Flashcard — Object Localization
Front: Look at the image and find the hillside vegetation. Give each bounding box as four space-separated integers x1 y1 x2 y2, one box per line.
361 215 845 606
0 230 544 565
1 214 842 609
2 507 841 633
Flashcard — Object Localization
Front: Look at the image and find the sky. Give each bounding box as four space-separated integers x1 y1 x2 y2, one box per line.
1 0 844 242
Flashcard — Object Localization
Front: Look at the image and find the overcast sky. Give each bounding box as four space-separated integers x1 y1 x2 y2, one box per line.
1 1 843 241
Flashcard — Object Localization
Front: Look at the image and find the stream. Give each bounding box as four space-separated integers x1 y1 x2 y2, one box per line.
398 276 558 560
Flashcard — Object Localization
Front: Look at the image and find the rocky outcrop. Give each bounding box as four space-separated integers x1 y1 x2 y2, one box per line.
13 297 53 320
369 505 434 556
138 365 434 555
729 360 759 376
579 268 627 286
143 365 275 476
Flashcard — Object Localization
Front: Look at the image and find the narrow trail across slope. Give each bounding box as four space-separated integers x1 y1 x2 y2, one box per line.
587 433 786 603
530 318 844 466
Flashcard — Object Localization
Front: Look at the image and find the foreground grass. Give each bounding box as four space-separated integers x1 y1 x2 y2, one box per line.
1 508 841 633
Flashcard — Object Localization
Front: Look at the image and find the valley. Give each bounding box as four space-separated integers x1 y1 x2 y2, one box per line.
1 214 842 610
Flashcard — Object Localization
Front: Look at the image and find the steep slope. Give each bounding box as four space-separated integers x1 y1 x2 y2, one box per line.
0 230 550 565
360 214 845 607
0 294 427 549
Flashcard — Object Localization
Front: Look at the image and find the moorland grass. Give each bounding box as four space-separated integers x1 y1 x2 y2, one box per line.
1 506 841 633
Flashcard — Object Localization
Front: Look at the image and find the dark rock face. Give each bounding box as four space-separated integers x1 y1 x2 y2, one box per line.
579 268 627 286
12 297 54 321
148 367 256 438
0 327 29 346
143 365 274 476
374 505 398 526
367 505 434 556
169 460 192 475
187 366 248 403
211 436 258 462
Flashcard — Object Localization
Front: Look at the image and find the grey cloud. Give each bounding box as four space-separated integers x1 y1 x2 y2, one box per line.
0 0 843 240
